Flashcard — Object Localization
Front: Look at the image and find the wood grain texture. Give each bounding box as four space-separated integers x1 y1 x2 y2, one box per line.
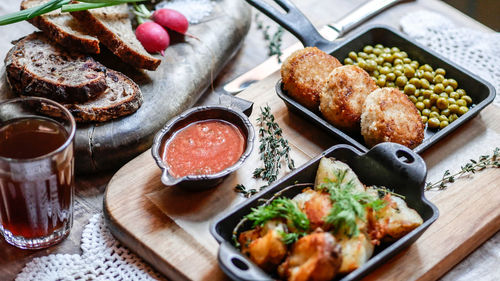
104 67 500 281
0 0 252 174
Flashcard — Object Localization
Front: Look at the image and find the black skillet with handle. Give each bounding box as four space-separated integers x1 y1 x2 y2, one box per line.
247 0 496 153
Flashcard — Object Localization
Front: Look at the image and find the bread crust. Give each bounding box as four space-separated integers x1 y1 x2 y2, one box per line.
360 87 425 149
281 47 342 110
5 33 107 103
21 0 100 54
71 7 161 70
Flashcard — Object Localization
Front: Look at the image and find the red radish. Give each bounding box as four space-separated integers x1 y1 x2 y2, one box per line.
152 9 193 37
135 21 170 56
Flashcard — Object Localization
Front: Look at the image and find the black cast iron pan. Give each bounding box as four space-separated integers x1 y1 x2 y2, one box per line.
248 0 496 153
210 143 439 281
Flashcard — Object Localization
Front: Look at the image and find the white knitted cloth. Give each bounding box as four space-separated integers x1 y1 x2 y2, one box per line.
16 214 166 281
400 10 500 105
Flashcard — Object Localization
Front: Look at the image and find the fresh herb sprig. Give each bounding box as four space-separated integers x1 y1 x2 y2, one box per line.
0 0 145 26
318 170 386 237
425 147 500 190
254 105 295 184
255 13 284 62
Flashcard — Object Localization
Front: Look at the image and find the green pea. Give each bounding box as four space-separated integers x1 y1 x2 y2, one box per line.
434 83 445 94
403 58 411 64
421 116 428 123
404 84 416 95
369 53 377 59
414 89 421 97
420 78 430 89
418 95 425 101
380 66 391 75
439 92 449 98
423 99 432 108
375 44 384 48
430 93 439 104
358 60 367 69
436 97 449 110
435 68 446 76
458 106 469 115
394 64 404 71
449 91 460 100
415 101 425 111
456 99 467 107
394 69 403 77
428 117 440 129
372 70 380 77
386 82 396 88
386 73 396 81
409 95 418 103
409 77 421 88
359 52 368 59
422 64 433 72
376 77 386 87
448 79 458 90
422 108 431 116
396 76 408 87
433 74 445 84
383 47 391 53
400 51 408 58
449 114 458 123
448 98 456 105
456 89 466 97
344 58 354 65
348 51 358 60
363 45 373 53
376 57 384 65
393 58 403 65
462 95 472 105
366 60 377 71
438 115 448 122
391 47 400 53
449 104 459 113
404 65 415 78
423 71 434 81
440 120 449 129
373 48 383 56
429 111 440 119
444 85 454 94
441 108 451 117
410 61 420 69
422 90 432 99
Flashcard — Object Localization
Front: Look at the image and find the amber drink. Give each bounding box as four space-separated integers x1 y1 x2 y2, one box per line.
0 97 75 249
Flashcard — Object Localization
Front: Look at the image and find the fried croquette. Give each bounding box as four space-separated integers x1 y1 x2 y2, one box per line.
319 65 378 132
281 47 342 110
360 87 425 148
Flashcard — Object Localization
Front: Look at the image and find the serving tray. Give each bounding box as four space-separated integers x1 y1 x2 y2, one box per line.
0 0 251 174
103 71 500 281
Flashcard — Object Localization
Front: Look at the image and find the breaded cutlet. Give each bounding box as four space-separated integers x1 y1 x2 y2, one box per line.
281 47 342 110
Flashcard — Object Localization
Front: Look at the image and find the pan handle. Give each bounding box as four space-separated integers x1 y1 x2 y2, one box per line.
246 0 333 50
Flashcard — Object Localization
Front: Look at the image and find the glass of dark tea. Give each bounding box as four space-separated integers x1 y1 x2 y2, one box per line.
0 97 76 249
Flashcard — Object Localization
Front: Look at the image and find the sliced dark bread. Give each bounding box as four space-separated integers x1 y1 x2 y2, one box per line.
5 32 107 103
38 69 143 123
21 0 100 54
71 4 161 70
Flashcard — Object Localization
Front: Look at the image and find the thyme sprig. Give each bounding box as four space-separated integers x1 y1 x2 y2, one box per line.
425 147 500 191
318 170 386 237
254 105 295 184
255 13 284 62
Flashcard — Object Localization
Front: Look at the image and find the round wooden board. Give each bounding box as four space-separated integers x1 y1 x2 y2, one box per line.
0 0 251 174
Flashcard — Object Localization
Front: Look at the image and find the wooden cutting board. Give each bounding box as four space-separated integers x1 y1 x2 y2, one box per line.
0 0 251 174
104 70 500 281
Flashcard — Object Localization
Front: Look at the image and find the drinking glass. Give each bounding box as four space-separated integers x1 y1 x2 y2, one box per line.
0 97 76 249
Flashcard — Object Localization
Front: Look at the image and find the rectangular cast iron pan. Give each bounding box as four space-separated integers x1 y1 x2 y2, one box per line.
248 0 496 153
210 142 439 281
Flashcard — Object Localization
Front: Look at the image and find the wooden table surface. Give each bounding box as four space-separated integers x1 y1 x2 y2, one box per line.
0 0 498 280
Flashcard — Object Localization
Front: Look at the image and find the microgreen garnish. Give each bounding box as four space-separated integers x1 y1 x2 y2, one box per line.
425 147 500 190
317 170 386 237
245 197 309 231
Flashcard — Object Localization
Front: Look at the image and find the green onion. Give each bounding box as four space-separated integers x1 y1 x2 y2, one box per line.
61 0 145 13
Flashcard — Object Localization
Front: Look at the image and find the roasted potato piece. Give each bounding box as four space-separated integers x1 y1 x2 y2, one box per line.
380 196 423 241
238 220 288 271
314 157 365 193
278 231 342 281
361 87 425 149
319 65 378 132
293 189 332 230
281 47 342 110
336 231 374 274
